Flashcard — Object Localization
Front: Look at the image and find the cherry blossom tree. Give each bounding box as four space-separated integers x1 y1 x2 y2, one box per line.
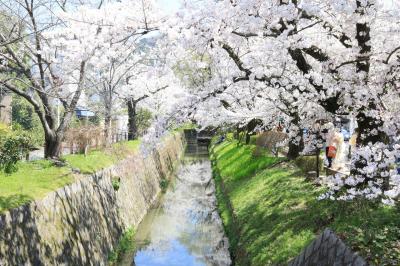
164 0 400 203
123 65 179 140
0 0 95 158
0 0 167 155
79 0 162 144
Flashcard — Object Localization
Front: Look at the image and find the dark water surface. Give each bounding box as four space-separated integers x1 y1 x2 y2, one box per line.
124 157 231 266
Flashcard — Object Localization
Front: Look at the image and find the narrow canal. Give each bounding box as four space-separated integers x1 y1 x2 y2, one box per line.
122 133 231 266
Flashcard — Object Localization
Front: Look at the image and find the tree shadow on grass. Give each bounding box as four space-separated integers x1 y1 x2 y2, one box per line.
227 166 346 265
213 142 400 265
0 194 33 213
228 164 400 265
215 143 280 188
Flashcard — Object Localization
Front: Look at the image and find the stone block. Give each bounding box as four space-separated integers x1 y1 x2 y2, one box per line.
343 248 356 264
352 256 367 266
335 241 347 258
290 228 367 266
304 242 315 260
312 234 323 251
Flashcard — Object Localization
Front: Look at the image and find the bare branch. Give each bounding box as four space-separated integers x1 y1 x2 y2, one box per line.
0 80 51 133
384 46 400 64
220 42 251 77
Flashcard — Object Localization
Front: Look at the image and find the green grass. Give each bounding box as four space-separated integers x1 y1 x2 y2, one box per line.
172 122 197 132
0 140 141 213
211 140 400 266
108 227 136 265
63 140 141 174
0 160 73 213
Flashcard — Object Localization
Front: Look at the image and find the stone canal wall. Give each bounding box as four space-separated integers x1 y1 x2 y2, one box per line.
289 228 367 266
0 133 185 266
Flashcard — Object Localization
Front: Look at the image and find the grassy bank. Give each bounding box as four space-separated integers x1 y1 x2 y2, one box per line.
211 140 400 265
63 140 140 174
0 160 73 213
0 140 141 213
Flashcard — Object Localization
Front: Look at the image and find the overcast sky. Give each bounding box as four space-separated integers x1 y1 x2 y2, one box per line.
158 0 182 14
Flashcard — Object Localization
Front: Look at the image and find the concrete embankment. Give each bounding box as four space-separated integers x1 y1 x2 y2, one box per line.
0 133 185 265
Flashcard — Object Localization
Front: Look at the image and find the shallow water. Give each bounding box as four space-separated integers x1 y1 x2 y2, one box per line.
126 158 231 266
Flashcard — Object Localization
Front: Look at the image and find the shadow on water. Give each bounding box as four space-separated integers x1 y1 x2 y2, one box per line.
123 143 231 266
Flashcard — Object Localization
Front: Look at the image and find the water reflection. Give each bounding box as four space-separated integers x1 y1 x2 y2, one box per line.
135 240 205 266
132 159 231 266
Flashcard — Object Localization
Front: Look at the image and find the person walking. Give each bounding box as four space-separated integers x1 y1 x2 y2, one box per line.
325 124 338 168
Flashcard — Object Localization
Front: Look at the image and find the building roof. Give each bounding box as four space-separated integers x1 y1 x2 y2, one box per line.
75 107 95 118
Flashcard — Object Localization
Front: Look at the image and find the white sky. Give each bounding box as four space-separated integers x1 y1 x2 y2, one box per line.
158 0 182 14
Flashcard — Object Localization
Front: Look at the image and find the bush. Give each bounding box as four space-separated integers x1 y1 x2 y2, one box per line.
347 224 400 265
108 142 131 161
108 228 135 264
65 125 103 155
0 124 31 173
0 135 30 173
136 108 153 137
294 155 324 175
11 96 44 148
254 131 287 157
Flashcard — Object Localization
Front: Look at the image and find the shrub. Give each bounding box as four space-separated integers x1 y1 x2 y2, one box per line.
136 108 153 137
160 178 169 192
112 178 121 191
11 96 44 148
0 135 30 173
108 142 130 161
254 131 287 157
0 124 31 173
294 155 324 175
108 228 135 264
347 224 400 265
65 125 103 155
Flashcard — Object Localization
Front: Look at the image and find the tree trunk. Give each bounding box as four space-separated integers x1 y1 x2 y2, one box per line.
234 125 240 140
44 132 62 159
316 148 320 178
245 132 251 144
245 119 261 145
287 113 303 160
104 112 112 146
350 1 390 190
287 134 304 160
127 98 137 141
103 83 114 146
352 110 389 189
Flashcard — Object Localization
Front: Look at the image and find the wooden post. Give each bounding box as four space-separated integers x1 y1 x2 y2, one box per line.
316 148 320 178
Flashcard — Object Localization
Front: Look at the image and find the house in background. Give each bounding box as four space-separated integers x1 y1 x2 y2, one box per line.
75 106 96 124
